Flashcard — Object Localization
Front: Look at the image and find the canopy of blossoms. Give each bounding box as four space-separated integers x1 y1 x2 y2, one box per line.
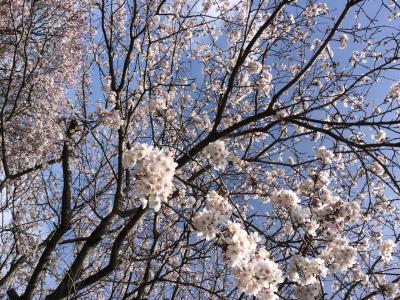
0 0 400 299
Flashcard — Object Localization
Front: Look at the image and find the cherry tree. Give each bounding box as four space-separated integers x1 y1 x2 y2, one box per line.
1 0 400 299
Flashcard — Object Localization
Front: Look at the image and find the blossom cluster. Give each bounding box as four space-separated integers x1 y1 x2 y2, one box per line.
271 189 317 236
313 192 360 225
388 81 400 100
204 141 229 170
193 191 232 240
380 239 395 263
288 255 328 286
122 143 153 168
224 222 283 299
98 109 124 130
294 283 321 299
270 189 300 210
224 222 259 267
305 3 329 18
372 130 386 143
314 146 335 164
148 90 172 112
321 237 357 272
339 33 349 49
299 171 361 238
233 248 284 299
246 60 263 74
271 182 359 281
257 68 273 95
193 196 285 299
123 143 177 211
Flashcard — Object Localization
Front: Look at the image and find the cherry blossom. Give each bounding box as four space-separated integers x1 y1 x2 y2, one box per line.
204 140 229 170
1 0 400 299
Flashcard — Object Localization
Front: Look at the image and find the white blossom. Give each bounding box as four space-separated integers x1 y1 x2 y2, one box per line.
294 283 321 300
122 143 153 169
305 3 329 18
388 81 400 100
193 191 232 240
247 60 262 74
380 239 395 263
388 11 400 21
224 222 259 267
205 141 229 170
234 248 284 300
124 144 177 211
372 130 386 143
148 99 167 112
339 33 349 49
288 255 328 286
271 189 300 210
321 237 357 272
98 109 124 129
315 146 334 164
